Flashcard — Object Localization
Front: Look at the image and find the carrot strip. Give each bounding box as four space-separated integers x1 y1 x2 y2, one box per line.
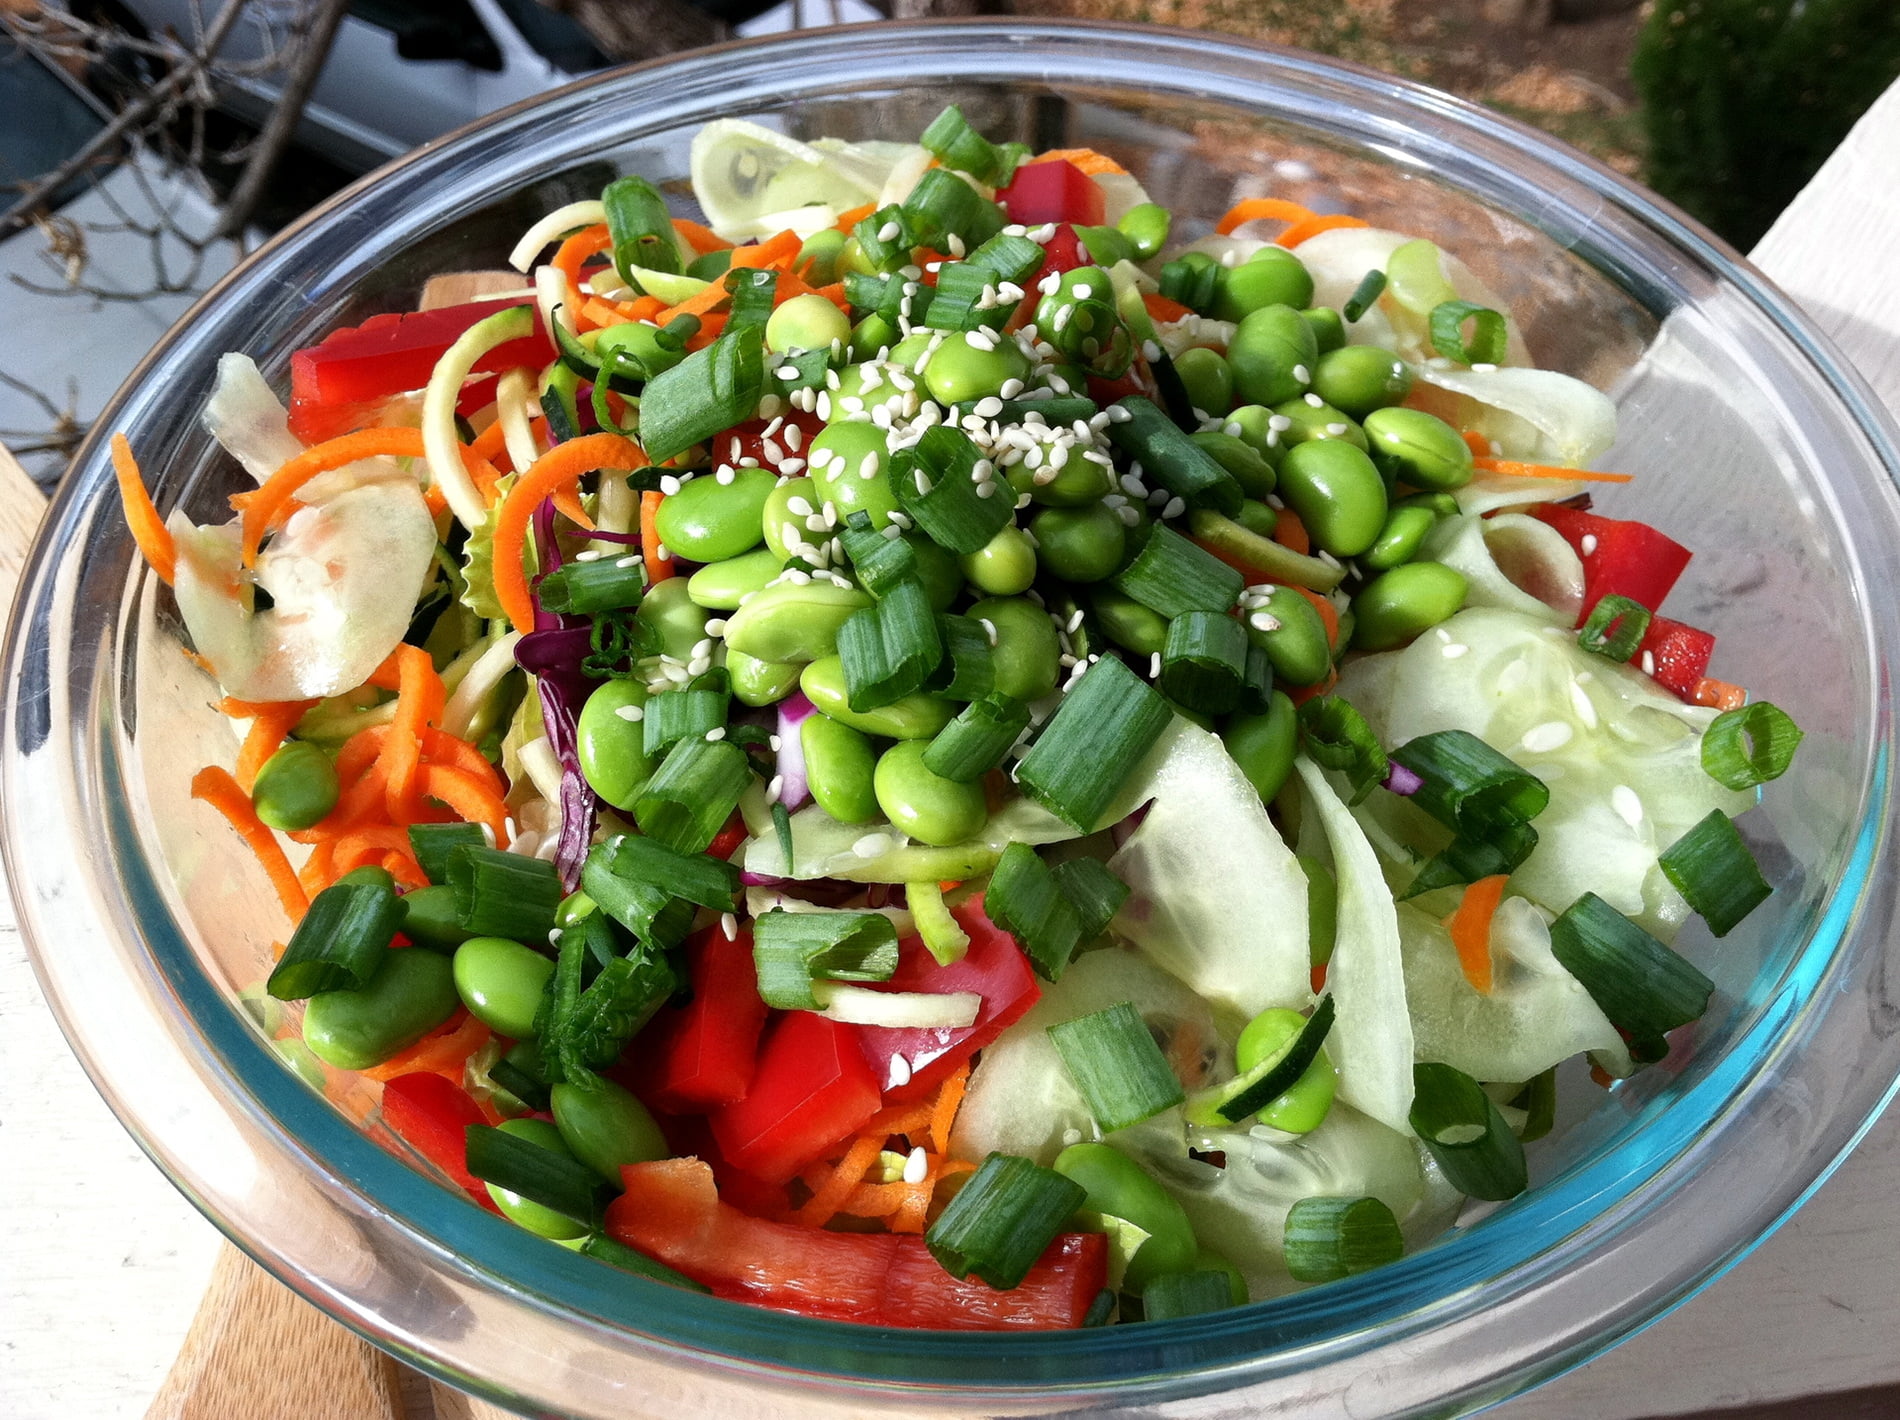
494 433 649 632
655 278 734 328
581 297 632 329
468 418 510 464
1288 585 1342 651
684 311 729 350
1460 430 1492 458
298 841 336 897
1215 197 1317 236
361 1009 491 1084
929 1063 970 1156
1277 214 1369 248
331 824 421 879
334 722 391 782
463 447 504 504
112 434 176 585
418 763 509 846
1143 292 1193 325
552 224 613 327
727 230 802 270
673 216 733 254
219 696 296 718
640 489 672 588
327 755 392 832
1025 147 1127 176
1288 666 1339 707
863 1101 934 1138
379 645 447 824
234 700 318 792
422 728 506 796
837 1181 908 1218
1693 677 1748 712
796 1133 887 1229
809 281 848 308
190 766 308 920
832 202 877 233
1444 874 1509 994
1472 456 1634 485
1274 506 1312 555
232 427 428 564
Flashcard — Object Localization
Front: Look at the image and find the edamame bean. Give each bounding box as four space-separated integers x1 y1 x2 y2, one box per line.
1277 440 1388 557
801 712 879 823
1361 504 1438 571
1299 306 1346 354
1030 504 1125 583
1233 499 1279 539
250 739 339 832
1397 490 1461 518
1226 304 1318 408
886 331 936 371
968 597 1062 700
1221 404 1285 467
800 657 955 739
651 467 775 563
595 321 687 379
1091 587 1169 656
762 478 817 561
1189 431 1276 498
1362 407 1474 491
922 330 1031 405
555 891 598 929
850 312 899 361
831 362 910 421
486 1118 589 1240
809 421 900 526
1222 691 1297 804
1027 445 1113 508
873 740 987 846
1213 246 1314 322
1312 345 1413 418
960 525 1038 596
1034 266 1132 378
1116 202 1172 261
577 679 654 810
909 536 965 612
1297 855 1337 967
1174 346 1234 417
1054 1143 1198 1294
688 547 782 610
551 1079 668 1182
1233 1008 1337 1133
766 294 850 355
453 936 555 1040
793 228 847 286
723 581 872 664
1195 1249 1249 1307
1243 586 1332 686
728 649 803 707
1271 396 1368 450
400 884 473 951
1351 561 1469 650
635 576 712 660
303 948 458 1071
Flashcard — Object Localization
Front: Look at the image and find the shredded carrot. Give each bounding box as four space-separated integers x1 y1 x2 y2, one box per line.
1289 584 1342 651
219 696 294 718
1143 292 1193 325
330 825 423 880
1277 214 1369 248
672 216 733 254
463 448 504 505
422 483 449 516
361 1009 491 1084
1693 677 1747 712
809 281 847 308
298 841 336 897
378 645 446 823
232 427 427 564
929 1063 970 1156
422 728 507 795
111 434 176 585
1215 197 1317 236
1472 456 1634 485
234 699 318 792
190 766 308 919
580 297 632 329
468 417 510 464
327 757 393 833
832 202 877 233
1274 506 1312 555
417 763 509 846
895 1157 977 1234
551 224 613 328
1444 874 1509 994
1288 666 1339 707
796 1134 887 1228
640 489 672 588
493 433 647 631
1460 430 1492 458
726 229 802 270
1025 147 1127 176
684 311 729 350
839 1180 908 1218
1589 1062 1616 1089
655 278 734 328
862 1100 934 1138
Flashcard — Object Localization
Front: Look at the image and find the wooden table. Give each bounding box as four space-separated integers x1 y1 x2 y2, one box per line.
3 79 1898 1420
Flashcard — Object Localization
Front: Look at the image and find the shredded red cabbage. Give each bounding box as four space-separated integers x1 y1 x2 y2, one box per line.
774 691 817 812
1383 762 1424 796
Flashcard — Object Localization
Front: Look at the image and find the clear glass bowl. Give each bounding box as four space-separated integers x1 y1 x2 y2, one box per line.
8 21 1900 1418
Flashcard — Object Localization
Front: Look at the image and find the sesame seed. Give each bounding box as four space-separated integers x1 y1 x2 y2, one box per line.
1441 642 1469 659
787 495 814 517
1162 496 1186 520
705 618 728 636
1293 364 1311 383
877 220 902 243
1581 534 1598 556
902 1147 928 1184
656 544 672 561
853 832 893 858
1611 785 1644 828
765 775 782 805
721 911 739 939
1325 422 1350 436
887 1055 912 1088
659 474 682 495
1641 650 1656 676
705 727 727 742
1520 721 1573 753
1303 393 1325 408
574 548 604 562
613 704 645 721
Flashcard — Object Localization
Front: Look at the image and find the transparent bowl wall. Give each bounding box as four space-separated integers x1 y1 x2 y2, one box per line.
7 21 1900 1420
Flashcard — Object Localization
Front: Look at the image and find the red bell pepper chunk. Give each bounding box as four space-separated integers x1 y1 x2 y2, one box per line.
288 297 556 443
606 1158 1108 1329
638 924 768 1114
1529 503 1693 625
852 898 1041 1102
1636 614 1716 701
1009 224 1091 328
999 159 1105 228
710 410 826 472
379 1072 499 1211
710 1010 880 1184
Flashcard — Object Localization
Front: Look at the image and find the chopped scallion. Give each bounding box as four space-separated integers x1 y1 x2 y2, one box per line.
1158 610 1248 715
634 737 754 855
902 167 1004 253
578 1233 711 1292
1282 1196 1404 1282
918 104 1025 186
1547 892 1715 1040
1140 1269 1235 1320
1658 810 1772 938
1298 697 1390 806
1390 729 1549 835
1577 594 1651 662
929 613 996 703
1110 525 1244 619
985 841 1083 981
838 578 943 712
447 845 562 943
890 425 1016 554
634 323 765 464
1342 269 1388 323
1184 996 1334 1126
1015 656 1174 832
920 262 1014 333
465 1122 611 1227
1052 856 1130 944
642 687 729 759
922 694 1030 783
1701 701 1803 790
407 823 486 886
1048 1001 1186 1133
1103 397 1243 517
602 175 680 283
266 876 402 1000
840 511 918 597
1400 820 1539 900
1428 300 1508 366
536 556 648 616
925 1151 1087 1291
1408 1061 1529 1201
751 908 900 1011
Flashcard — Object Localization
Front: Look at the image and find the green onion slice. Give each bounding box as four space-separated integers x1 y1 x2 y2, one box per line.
853 204 920 274
537 554 648 616
538 927 679 1086
918 104 1027 186
1014 655 1174 832
1298 696 1389 806
751 907 900 1011
602 174 680 283
840 510 918 597
1547 891 1715 1040
1052 856 1130 943
578 1233 711 1292
986 841 1084 982
924 1151 1087 1291
446 845 562 943
929 613 996 703
635 323 766 464
465 1123 611 1227
1577 594 1652 661
1158 610 1248 716
1103 397 1244 517
837 578 943 712
1110 524 1245 619
1427 300 1508 366
889 424 1016 554
921 262 1015 333
407 823 486 887
1509 1068 1556 1144
1400 820 1539 900
1701 701 1803 790
1048 1001 1186 1134
1408 1061 1529 1201
1390 729 1549 834
1282 1196 1405 1283
1184 996 1334 1127
642 687 729 758
902 167 1004 252
907 880 972 966
1342 269 1388 323
266 877 403 1000
1658 810 1772 938
634 737 754 856
1140 1269 1235 1320
922 694 1030 783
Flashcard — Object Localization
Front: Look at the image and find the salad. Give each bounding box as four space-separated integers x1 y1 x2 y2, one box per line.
112 106 1805 1329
